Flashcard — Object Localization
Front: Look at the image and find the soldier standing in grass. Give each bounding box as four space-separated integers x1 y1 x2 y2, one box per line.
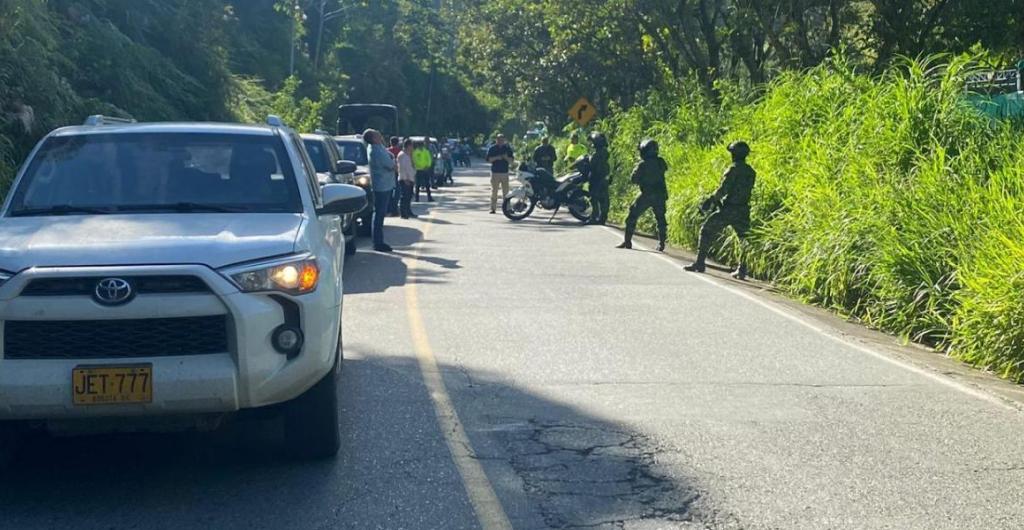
617 139 668 251
684 141 756 280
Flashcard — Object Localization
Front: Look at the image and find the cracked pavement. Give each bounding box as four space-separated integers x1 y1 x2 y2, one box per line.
3 165 1024 529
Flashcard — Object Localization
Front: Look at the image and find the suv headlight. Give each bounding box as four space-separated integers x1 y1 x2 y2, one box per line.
0 271 11 287
222 255 319 295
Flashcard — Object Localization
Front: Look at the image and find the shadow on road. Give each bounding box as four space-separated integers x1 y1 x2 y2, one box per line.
0 356 702 529
343 225 459 295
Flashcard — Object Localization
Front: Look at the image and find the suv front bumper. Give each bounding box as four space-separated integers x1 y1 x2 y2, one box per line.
0 264 340 421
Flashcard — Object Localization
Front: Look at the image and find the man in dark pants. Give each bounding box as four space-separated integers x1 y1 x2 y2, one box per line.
685 141 756 279
617 139 668 251
412 140 433 202
365 129 397 252
532 137 557 174
587 132 610 225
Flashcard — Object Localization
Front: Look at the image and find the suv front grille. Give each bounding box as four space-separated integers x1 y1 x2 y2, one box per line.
19 275 211 297
3 316 229 359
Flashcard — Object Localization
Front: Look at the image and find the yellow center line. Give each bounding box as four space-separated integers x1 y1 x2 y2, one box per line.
403 214 513 530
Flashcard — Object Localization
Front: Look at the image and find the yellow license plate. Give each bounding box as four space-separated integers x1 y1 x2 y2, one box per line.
72 365 153 406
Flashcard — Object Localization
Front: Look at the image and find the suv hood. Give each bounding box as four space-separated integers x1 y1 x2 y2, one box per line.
0 214 305 271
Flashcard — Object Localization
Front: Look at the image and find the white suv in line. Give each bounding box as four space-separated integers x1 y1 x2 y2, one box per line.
0 115 366 460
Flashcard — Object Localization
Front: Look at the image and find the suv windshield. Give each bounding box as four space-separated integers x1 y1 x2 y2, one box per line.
335 140 368 165
8 132 303 216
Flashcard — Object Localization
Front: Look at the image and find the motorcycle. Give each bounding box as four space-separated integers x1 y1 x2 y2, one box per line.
502 156 592 222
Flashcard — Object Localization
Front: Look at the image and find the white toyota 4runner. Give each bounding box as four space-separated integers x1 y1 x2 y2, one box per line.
0 115 366 460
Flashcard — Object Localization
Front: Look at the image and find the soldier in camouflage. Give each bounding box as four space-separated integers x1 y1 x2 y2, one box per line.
617 139 668 251
684 141 756 280
587 132 611 225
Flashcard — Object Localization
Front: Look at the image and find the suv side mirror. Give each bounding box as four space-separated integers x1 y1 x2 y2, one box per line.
318 184 367 216
336 160 357 174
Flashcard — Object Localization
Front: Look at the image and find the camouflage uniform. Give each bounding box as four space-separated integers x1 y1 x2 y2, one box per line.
696 161 756 267
623 156 669 246
588 145 611 224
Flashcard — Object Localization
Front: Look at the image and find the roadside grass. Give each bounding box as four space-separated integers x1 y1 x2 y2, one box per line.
600 55 1024 381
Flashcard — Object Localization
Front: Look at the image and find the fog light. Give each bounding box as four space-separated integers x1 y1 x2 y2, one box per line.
272 326 304 356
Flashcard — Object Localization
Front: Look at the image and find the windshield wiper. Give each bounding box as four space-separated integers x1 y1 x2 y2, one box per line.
9 204 115 217
118 202 246 213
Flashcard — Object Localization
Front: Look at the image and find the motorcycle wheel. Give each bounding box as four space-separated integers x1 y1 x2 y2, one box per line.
567 191 593 223
502 195 535 221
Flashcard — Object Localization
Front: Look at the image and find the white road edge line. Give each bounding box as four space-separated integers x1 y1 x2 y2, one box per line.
601 226 1019 413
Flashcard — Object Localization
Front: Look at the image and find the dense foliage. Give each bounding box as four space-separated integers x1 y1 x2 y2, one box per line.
457 0 1023 121
0 0 494 190
599 56 1024 380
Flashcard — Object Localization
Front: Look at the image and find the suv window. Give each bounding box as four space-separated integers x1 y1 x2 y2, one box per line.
290 134 323 206
335 140 368 165
8 133 303 215
302 138 334 174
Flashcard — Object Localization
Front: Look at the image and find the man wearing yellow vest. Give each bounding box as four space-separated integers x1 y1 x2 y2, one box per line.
412 140 434 202
563 132 588 166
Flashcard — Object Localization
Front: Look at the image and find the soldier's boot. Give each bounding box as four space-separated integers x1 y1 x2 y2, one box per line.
617 224 634 249
656 222 667 252
684 249 707 272
731 262 747 280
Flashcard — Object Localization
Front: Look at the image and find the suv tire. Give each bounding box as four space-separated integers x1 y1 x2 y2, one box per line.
283 363 341 460
0 422 22 470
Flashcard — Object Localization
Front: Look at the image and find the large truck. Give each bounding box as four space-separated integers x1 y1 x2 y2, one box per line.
965 61 1024 121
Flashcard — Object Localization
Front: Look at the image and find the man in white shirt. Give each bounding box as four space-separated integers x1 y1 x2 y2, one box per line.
396 138 418 219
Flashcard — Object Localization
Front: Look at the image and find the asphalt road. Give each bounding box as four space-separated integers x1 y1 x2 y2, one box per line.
3 164 1024 529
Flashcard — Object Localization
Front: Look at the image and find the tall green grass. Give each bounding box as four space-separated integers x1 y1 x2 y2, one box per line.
601 56 1024 380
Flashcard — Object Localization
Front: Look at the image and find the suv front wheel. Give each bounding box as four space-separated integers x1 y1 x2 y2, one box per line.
283 358 341 460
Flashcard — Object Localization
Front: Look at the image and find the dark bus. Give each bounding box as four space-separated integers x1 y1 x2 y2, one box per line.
337 104 400 138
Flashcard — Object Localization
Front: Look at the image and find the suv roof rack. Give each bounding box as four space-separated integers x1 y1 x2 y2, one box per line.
314 128 331 136
266 115 286 127
83 115 137 126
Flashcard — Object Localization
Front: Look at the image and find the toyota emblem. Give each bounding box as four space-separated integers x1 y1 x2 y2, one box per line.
93 278 134 306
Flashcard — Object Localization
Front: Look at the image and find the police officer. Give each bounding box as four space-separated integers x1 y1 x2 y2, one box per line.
684 141 756 280
617 139 668 251
587 131 611 225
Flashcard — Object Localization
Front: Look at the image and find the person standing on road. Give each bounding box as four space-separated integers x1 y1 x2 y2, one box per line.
587 132 611 225
396 138 417 219
533 136 557 174
440 141 454 185
685 141 756 280
563 132 588 167
486 133 514 214
617 139 668 251
366 129 396 253
387 136 402 216
412 140 434 202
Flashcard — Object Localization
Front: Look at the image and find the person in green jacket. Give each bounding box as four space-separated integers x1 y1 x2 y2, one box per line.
412 140 434 202
617 139 668 251
685 141 756 280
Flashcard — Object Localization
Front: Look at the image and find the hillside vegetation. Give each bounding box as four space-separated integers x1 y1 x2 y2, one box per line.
0 0 493 192
600 56 1024 379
